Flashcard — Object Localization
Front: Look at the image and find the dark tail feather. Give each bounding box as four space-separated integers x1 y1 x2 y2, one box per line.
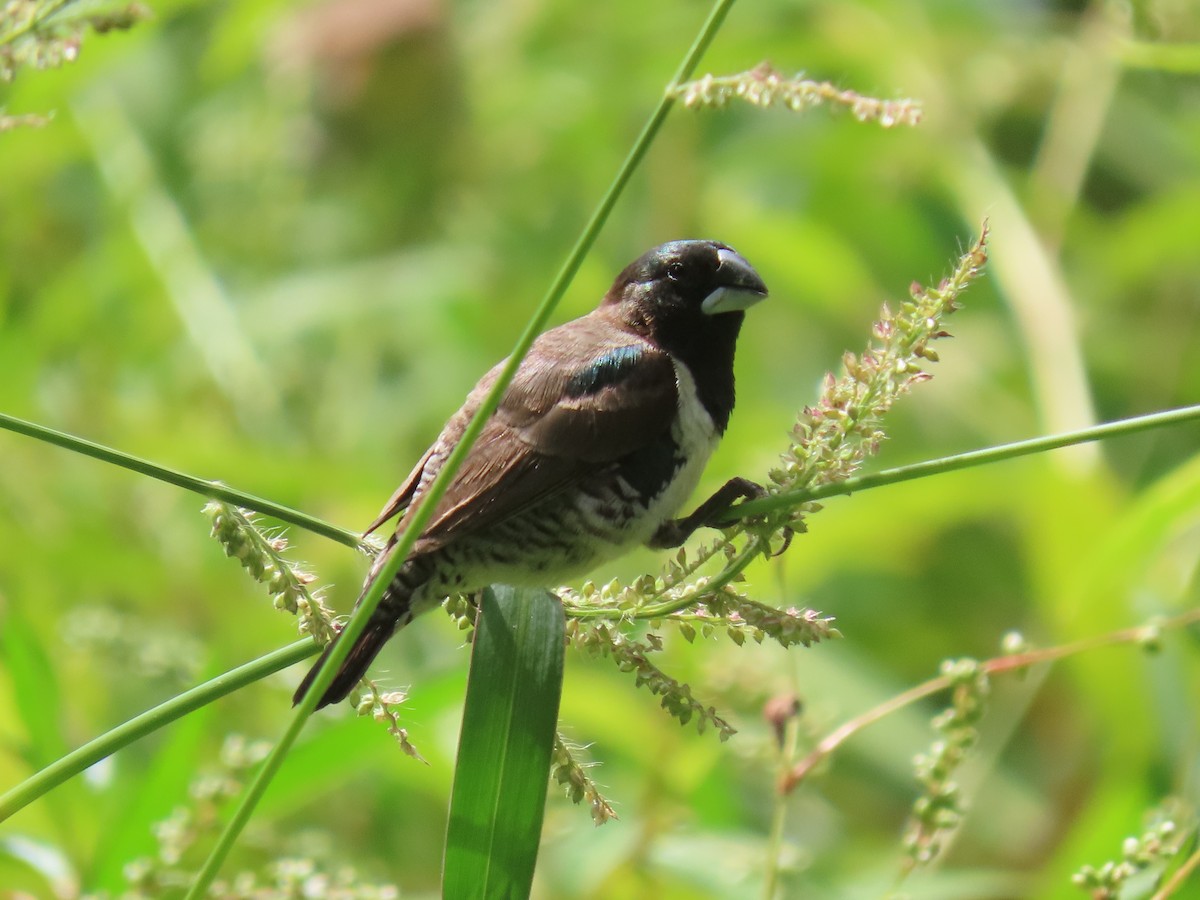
293 619 395 710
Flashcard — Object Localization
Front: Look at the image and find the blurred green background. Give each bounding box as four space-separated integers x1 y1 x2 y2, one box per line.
3 0 1200 896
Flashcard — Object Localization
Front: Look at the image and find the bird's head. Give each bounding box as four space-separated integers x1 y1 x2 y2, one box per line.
604 240 768 351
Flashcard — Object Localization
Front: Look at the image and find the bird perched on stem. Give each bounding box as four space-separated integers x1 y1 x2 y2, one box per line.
294 240 769 709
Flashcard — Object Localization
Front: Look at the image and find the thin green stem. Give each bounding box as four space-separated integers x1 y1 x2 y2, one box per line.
762 715 800 900
184 3 741 893
183 667 321 899
9 394 1193 568
637 537 761 618
561 536 760 621
725 403 1200 522
0 411 360 549
781 608 1200 795
0 640 316 823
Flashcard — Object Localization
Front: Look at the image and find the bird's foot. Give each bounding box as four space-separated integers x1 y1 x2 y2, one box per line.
649 477 768 549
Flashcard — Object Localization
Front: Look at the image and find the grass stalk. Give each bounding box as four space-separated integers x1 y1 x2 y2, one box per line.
182 2 743 893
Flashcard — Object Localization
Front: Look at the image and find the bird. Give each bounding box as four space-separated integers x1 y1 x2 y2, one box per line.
294 239 769 710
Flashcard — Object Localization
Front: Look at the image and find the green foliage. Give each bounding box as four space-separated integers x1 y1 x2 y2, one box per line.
86 735 401 898
2 0 1200 898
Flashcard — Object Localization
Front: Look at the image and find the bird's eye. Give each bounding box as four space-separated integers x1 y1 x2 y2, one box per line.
666 262 685 281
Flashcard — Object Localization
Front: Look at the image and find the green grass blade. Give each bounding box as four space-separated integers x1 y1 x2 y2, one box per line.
443 586 565 899
0 599 68 770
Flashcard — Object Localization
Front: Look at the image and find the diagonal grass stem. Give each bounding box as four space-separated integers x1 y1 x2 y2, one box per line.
0 640 316 823
0 411 360 548
725 403 1200 522
183 2 743 894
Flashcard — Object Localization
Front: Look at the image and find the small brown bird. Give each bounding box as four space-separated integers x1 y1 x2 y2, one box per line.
295 240 768 709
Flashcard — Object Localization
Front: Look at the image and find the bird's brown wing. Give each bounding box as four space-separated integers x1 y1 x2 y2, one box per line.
362 445 434 538
369 319 679 552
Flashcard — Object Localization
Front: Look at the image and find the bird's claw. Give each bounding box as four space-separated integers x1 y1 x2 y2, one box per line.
711 479 793 558
769 526 794 557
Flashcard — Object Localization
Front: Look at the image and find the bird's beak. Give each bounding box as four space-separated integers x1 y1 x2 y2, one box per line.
701 248 769 315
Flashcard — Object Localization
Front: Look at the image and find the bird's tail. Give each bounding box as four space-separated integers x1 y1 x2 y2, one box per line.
293 550 432 710
292 618 395 710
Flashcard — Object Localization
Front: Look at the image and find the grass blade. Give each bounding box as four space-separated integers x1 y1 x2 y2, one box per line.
443 586 565 899
0 599 68 770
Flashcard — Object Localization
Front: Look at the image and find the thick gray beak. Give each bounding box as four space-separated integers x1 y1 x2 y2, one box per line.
701 247 769 314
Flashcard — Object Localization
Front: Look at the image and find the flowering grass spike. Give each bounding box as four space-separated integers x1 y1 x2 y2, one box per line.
675 62 922 128
205 501 419 757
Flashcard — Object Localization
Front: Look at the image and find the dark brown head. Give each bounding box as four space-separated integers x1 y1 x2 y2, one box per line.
603 240 767 430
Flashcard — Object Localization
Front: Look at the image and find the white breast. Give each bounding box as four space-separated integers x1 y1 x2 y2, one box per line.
624 359 720 543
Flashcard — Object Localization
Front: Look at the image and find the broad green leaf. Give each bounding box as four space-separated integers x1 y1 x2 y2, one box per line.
443 585 565 900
